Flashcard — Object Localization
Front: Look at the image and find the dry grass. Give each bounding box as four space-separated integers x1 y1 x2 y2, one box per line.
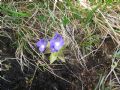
0 0 120 90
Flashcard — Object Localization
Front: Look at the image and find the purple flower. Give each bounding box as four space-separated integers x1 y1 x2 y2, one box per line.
50 33 64 52
36 38 48 52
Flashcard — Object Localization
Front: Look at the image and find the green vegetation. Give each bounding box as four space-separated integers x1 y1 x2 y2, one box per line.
0 0 120 90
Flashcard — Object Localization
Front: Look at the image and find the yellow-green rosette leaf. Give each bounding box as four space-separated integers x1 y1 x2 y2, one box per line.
49 52 58 64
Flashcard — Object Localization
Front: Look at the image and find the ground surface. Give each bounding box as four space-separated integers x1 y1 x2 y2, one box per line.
0 1 120 90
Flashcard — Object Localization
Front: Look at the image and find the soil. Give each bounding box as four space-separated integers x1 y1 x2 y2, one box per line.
0 31 113 90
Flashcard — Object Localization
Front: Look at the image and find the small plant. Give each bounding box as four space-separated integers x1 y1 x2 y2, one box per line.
36 33 65 64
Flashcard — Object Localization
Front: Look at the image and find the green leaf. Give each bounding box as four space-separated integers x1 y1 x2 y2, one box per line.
114 50 120 59
57 49 65 62
0 5 29 17
62 16 70 26
49 52 58 64
85 3 101 24
49 47 65 64
38 15 47 22
9 11 29 17
58 53 65 62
